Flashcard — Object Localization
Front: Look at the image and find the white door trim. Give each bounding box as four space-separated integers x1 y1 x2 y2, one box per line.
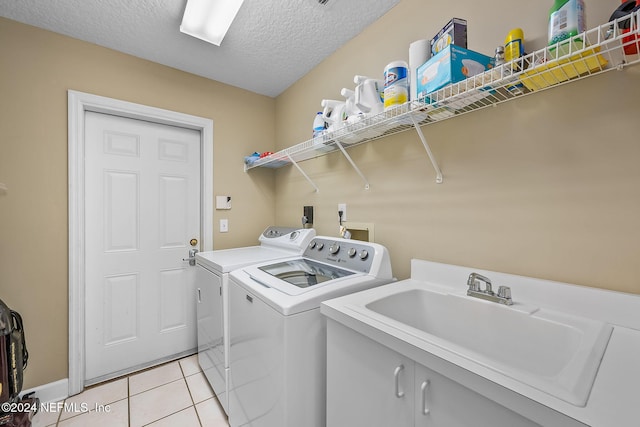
68 90 214 396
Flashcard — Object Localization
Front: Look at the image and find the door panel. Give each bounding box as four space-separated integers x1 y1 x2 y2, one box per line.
104 170 139 251
103 273 138 345
159 268 189 332
159 175 189 247
85 111 201 383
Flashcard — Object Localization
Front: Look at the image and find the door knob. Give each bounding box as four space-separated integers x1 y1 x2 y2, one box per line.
183 248 199 266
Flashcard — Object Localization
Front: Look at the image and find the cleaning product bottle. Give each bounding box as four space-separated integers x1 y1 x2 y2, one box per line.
312 112 325 139
548 0 586 57
340 88 363 123
609 0 640 55
320 100 347 134
339 88 365 145
383 61 409 110
354 75 384 118
504 28 525 71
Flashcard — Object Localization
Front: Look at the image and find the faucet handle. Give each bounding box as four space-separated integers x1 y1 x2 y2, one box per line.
467 275 479 291
497 286 512 300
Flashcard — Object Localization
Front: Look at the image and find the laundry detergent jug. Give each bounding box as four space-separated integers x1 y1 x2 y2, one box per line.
339 88 365 145
354 75 384 118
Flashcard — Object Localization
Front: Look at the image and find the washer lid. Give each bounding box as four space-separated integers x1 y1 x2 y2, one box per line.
245 259 361 297
258 259 355 288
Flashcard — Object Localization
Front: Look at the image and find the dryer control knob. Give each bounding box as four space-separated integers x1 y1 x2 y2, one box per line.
359 249 369 260
317 242 325 250
308 241 316 249
290 231 299 240
329 243 340 254
348 248 357 257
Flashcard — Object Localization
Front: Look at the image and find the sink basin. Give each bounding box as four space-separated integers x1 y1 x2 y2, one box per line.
358 288 612 406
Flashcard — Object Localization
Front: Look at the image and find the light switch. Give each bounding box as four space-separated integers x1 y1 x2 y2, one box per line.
220 219 229 233
216 195 231 210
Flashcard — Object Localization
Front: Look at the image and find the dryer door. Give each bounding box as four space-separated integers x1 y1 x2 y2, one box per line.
196 264 226 412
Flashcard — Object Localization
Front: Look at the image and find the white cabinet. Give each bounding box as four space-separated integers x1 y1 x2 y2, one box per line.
327 318 414 427
327 319 540 427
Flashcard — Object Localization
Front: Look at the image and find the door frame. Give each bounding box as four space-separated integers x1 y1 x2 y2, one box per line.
68 90 214 396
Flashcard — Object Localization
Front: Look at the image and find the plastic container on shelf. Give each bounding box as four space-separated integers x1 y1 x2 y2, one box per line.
383 60 409 110
312 112 325 139
504 28 525 71
549 0 586 56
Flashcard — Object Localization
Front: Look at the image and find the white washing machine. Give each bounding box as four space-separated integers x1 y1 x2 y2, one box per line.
227 236 394 427
195 226 315 414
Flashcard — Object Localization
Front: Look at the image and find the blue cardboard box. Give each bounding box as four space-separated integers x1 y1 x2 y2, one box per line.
416 45 493 100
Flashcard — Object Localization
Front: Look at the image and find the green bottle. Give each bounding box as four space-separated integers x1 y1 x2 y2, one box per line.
548 0 586 56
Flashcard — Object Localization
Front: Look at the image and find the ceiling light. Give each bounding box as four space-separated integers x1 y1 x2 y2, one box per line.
180 0 246 46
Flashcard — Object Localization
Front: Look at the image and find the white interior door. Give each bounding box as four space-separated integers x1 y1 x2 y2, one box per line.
84 111 201 383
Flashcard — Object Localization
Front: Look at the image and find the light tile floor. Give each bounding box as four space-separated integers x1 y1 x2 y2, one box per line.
32 355 229 427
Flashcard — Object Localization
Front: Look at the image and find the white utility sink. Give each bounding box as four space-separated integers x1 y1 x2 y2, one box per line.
349 284 612 406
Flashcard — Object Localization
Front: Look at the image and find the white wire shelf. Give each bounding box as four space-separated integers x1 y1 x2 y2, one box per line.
245 11 640 188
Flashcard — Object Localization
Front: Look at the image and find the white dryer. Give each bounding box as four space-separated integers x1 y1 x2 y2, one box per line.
195 226 315 414
227 236 394 427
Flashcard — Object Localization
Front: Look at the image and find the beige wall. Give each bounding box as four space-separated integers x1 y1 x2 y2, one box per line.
274 0 640 294
0 17 276 389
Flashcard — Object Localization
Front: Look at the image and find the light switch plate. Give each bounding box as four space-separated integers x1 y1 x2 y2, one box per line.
216 195 231 210
220 219 229 233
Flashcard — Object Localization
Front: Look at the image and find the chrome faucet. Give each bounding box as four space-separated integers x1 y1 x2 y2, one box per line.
467 272 513 305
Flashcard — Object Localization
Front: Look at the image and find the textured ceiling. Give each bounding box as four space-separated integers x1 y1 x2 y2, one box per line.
0 0 400 97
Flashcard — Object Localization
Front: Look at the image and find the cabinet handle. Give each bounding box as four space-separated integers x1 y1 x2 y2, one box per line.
393 365 405 398
420 380 430 415
197 288 201 303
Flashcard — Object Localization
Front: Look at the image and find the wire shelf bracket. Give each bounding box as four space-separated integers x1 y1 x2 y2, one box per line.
334 140 370 190
287 153 320 193
410 114 443 184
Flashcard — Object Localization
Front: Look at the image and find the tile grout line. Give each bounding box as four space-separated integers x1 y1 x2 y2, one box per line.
136 360 199 427
180 359 205 427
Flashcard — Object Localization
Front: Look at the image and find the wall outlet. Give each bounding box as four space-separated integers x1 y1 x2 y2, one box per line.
338 203 347 222
220 219 229 233
303 205 314 226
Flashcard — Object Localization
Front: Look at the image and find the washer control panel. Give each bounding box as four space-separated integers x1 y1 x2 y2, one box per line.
259 227 316 252
305 237 375 273
262 226 297 238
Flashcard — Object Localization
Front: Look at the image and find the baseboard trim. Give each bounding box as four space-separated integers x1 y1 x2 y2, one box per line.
20 378 69 404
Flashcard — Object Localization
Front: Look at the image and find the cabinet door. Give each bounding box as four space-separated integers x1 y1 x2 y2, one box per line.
326 320 414 427
414 364 540 427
